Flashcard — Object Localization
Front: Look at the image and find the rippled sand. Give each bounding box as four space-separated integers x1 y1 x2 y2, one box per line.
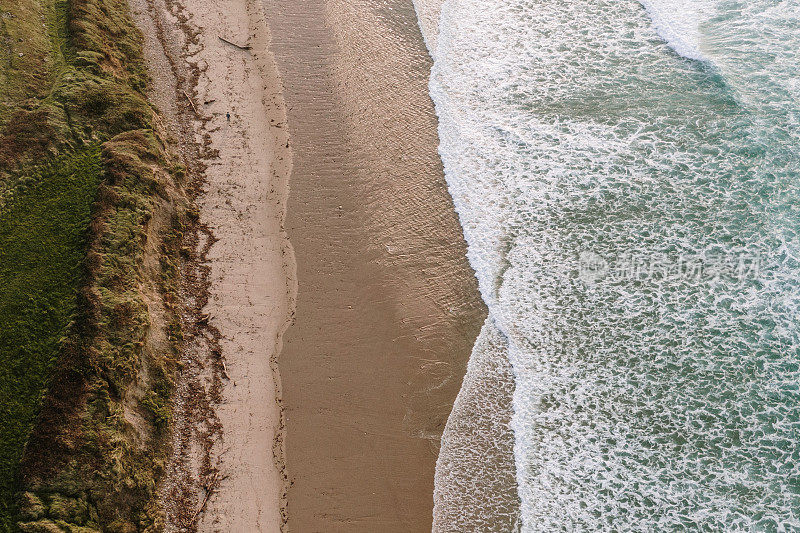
261 0 485 530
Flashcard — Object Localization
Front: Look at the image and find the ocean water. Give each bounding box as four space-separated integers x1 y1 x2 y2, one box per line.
415 0 800 530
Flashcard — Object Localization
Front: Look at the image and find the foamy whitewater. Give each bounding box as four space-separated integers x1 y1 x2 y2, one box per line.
415 0 800 530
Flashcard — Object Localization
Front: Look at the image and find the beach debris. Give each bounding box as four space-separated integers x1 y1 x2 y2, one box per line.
152 111 167 132
218 36 252 50
191 472 220 523
182 90 199 115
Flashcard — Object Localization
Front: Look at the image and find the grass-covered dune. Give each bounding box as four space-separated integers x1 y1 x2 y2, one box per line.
0 0 187 530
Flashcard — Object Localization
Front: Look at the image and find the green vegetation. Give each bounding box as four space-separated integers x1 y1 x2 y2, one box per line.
0 0 187 530
14 132 185 533
0 0 60 123
0 149 102 525
0 0 152 171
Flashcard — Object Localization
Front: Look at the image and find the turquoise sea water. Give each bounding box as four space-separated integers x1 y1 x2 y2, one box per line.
420 0 800 530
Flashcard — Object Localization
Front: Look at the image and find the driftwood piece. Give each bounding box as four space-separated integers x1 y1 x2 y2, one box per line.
182 90 198 115
191 479 216 523
218 36 252 50
190 472 231 523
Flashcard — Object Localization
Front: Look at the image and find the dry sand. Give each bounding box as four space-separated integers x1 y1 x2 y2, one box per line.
131 0 293 530
185 1 294 530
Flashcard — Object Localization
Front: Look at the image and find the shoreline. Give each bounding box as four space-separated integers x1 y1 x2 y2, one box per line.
263 0 485 530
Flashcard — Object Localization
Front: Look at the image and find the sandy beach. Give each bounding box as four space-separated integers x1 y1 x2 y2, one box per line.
183 1 295 530
131 0 293 529
131 0 482 530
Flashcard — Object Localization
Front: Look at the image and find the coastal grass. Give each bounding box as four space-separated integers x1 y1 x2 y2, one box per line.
14 132 184 533
0 0 151 172
0 0 62 125
0 148 101 529
0 0 187 530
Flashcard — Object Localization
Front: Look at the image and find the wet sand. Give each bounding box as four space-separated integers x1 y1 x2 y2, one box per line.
262 0 485 530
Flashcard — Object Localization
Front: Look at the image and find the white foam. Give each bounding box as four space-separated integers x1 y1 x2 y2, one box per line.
433 318 521 532
638 0 715 61
409 0 446 54
420 0 800 530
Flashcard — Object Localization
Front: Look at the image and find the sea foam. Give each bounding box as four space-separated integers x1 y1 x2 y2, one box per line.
637 0 715 62
420 0 800 530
